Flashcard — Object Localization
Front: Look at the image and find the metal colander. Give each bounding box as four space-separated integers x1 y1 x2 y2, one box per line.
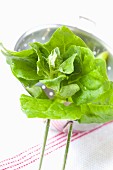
14 24 113 132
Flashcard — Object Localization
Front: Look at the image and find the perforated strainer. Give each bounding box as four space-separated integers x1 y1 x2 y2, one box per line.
14 24 113 132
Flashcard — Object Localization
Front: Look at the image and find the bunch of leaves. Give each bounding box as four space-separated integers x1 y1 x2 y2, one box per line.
1 26 113 123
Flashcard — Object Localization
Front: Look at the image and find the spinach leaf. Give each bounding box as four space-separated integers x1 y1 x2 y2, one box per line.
72 47 109 104
26 86 42 98
37 55 50 78
62 45 81 60
79 104 113 123
16 78 38 87
29 42 50 78
59 84 80 98
25 85 48 99
78 82 113 123
59 54 77 74
20 91 113 123
20 94 53 118
29 42 49 58
20 92 113 123
92 81 113 105
10 57 39 80
20 94 82 120
73 81 110 105
47 47 62 69
62 45 82 75
40 75 66 92
1 44 40 86
44 26 87 54
1 42 34 57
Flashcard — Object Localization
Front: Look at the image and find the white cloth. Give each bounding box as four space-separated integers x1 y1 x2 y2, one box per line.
0 121 113 170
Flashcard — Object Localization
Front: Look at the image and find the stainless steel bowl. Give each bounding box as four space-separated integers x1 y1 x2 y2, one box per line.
14 24 113 132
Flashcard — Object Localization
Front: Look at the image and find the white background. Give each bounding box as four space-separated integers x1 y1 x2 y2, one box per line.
0 0 113 48
0 0 113 169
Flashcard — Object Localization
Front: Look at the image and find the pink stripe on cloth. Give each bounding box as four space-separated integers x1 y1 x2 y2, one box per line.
1 133 78 170
0 132 63 165
0 132 66 169
45 121 113 156
0 121 113 170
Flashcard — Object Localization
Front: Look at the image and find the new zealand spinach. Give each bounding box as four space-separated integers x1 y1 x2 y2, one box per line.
1 26 113 123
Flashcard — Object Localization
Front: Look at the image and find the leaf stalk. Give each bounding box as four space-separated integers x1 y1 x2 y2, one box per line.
62 122 73 170
38 119 50 170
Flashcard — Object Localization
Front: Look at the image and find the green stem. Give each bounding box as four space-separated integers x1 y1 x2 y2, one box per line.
62 122 73 170
38 119 50 170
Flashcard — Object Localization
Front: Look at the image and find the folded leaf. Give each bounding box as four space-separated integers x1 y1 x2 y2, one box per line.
62 45 82 74
59 54 77 74
37 56 50 78
1 44 40 86
47 47 62 69
29 42 50 78
11 58 40 80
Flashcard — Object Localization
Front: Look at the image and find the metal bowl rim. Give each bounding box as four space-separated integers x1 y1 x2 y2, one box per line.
14 23 113 55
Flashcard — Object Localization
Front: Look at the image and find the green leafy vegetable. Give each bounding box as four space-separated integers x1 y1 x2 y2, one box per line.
44 26 87 54
20 94 82 120
20 91 113 123
40 75 66 92
59 54 77 74
1 26 113 123
59 84 80 98
47 47 62 69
